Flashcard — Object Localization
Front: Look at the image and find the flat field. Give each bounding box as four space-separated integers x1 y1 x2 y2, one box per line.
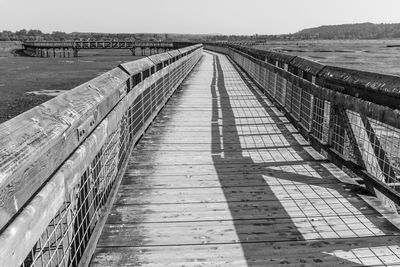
1 40 400 123
0 49 142 123
255 39 400 76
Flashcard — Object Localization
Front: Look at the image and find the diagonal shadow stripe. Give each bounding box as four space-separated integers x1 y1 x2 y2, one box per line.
209 51 400 266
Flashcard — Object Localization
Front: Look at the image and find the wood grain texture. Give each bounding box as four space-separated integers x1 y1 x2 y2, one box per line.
0 66 129 228
91 51 400 266
0 46 203 266
0 46 203 230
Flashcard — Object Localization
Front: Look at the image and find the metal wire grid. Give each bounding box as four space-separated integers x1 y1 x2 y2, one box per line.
20 55 195 267
322 101 331 144
254 62 258 80
329 105 347 156
299 89 312 131
155 79 164 107
328 107 363 166
285 81 292 112
142 86 152 123
256 64 263 86
129 95 144 140
291 84 301 121
262 68 269 90
248 61 253 78
22 128 119 267
275 75 285 106
311 96 325 141
233 49 400 197
118 112 129 169
267 70 275 96
345 110 400 188
250 61 255 79
252 63 259 85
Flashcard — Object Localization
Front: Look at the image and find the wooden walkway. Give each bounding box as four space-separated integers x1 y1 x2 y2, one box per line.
90 51 400 266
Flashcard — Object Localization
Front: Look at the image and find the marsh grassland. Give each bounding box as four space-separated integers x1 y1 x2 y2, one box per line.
0 48 142 123
1 40 400 122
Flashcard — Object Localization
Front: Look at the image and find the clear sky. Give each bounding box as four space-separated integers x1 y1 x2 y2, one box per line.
1 0 399 35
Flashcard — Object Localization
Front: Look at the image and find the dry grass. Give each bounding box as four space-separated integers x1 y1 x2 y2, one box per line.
0 49 142 123
2 40 400 123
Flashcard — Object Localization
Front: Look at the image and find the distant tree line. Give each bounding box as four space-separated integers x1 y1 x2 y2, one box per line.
0 29 294 43
0 30 206 42
295 23 400 40
3 22 399 43
208 23 400 42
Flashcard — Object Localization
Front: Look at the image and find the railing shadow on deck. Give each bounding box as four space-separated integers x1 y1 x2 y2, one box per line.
209 51 400 265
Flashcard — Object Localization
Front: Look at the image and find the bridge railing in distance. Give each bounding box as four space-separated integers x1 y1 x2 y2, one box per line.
23 41 75 47
22 41 176 49
204 43 400 211
0 44 203 267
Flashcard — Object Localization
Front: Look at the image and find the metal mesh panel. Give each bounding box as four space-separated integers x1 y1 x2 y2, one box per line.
207 46 400 210
285 81 292 112
118 113 129 169
346 110 400 188
143 87 152 123
330 105 346 155
130 95 143 139
18 51 201 267
311 96 325 141
322 101 331 144
22 129 120 267
156 79 163 106
329 107 363 165
262 68 269 89
256 64 263 85
291 84 301 121
299 89 312 131
267 71 275 95
275 75 284 106
368 118 400 187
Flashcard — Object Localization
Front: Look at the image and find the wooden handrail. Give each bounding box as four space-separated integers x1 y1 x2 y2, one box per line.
0 44 203 267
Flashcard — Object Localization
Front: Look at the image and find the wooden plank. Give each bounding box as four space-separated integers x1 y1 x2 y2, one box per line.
91 49 400 267
91 236 400 266
128 150 321 167
0 46 203 230
114 181 365 205
147 122 297 130
120 166 350 188
0 46 204 266
98 216 400 247
107 196 386 224
137 136 310 149
152 116 290 125
123 161 338 177
132 143 307 152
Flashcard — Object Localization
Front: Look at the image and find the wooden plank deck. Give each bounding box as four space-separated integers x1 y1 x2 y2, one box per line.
90 51 400 266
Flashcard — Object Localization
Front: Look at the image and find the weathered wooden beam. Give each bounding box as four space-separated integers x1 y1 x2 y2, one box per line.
0 45 203 266
0 64 131 229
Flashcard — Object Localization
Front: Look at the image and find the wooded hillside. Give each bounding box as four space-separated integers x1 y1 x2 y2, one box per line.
295 23 400 39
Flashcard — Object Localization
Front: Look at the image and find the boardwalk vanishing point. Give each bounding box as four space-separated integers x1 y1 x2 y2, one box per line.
2 44 400 267
91 51 400 266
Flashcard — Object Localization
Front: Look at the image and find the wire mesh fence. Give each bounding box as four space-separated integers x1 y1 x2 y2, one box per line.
13 47 202 267
205 44 400 210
